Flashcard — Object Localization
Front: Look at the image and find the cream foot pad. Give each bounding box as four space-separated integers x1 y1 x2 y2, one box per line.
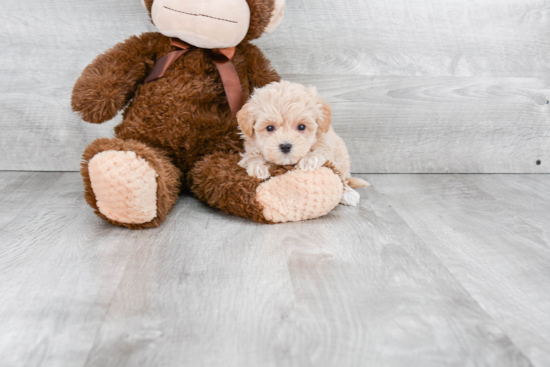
256 167 343 223
88 150 158 224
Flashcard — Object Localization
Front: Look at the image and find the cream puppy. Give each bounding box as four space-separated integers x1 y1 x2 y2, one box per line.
237 81 369 206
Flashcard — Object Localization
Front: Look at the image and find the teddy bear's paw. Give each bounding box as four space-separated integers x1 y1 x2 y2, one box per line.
298 153 327 171
71 83 123 124
88 150 159 224
246 161 271 180
256 167 343 223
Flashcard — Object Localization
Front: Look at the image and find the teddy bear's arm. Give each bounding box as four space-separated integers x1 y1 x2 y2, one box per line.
71 33 160 124
245 44 281 93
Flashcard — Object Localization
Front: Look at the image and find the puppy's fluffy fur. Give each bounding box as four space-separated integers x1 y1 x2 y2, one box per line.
237 81 369 206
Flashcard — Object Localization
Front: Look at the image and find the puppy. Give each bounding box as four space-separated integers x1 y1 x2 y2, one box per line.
237 81 370 206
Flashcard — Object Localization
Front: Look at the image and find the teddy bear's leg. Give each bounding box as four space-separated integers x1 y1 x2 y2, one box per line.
81 138 182 229
189 152 343 223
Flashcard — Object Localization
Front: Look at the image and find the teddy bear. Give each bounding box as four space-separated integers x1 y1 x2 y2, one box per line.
71 0 344 229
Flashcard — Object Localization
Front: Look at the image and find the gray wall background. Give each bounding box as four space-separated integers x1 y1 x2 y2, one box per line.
1 0 549 173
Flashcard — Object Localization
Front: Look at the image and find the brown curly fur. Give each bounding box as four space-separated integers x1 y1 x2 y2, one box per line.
72 0 282 228
189 152 270 223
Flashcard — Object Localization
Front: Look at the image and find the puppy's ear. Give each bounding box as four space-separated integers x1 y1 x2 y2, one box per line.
237 104 254 138
317 99 332 134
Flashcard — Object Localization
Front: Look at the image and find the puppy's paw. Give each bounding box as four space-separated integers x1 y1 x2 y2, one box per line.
247 162 271 180
340 188 361 206
298 154 327 171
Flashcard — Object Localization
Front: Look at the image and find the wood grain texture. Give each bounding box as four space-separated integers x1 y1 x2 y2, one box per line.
290 75 550 173
257 0 550 78
369 173 550 367
0 171 539 366
1 0 549 172
0 172 148 367
0 172 63 231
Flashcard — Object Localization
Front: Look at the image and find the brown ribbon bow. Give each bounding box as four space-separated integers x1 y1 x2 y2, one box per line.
144 38 243 116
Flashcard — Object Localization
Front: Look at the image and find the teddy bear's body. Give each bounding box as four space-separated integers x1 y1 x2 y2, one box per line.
85 33 277 178
72 0 345 229
120 36 244 179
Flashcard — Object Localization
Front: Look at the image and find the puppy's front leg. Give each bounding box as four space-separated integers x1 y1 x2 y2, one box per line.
298 153 327 171
298 136 332 171
298 147 330 171
239 152 272 180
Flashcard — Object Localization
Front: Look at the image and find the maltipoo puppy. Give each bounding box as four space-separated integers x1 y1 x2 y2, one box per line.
237 81 370 206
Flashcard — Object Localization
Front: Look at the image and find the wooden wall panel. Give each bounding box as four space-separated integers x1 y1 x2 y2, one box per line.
292 75 550 173
0 0 548 172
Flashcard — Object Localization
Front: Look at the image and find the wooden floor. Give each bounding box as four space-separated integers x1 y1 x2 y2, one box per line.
0 172 549 367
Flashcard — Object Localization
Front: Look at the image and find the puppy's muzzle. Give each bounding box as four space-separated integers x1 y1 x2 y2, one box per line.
279 143 292 154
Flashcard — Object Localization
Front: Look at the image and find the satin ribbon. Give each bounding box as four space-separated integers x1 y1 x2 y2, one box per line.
144 38 244 117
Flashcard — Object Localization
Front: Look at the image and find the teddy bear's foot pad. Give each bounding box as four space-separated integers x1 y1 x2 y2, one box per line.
88 150 158 224
256 167 343 223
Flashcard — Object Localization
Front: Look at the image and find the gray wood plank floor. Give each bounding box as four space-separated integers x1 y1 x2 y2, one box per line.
1 172 549 366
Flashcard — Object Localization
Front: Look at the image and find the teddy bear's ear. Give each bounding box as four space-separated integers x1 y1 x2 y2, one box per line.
264 0 286 34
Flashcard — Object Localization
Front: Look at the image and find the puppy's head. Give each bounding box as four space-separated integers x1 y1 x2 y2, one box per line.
237 81 331 165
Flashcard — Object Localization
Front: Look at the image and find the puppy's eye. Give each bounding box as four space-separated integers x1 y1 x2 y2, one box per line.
266 125 275 132
298 124 306 131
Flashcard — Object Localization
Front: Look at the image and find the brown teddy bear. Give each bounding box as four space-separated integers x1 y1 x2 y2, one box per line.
72 0 344 229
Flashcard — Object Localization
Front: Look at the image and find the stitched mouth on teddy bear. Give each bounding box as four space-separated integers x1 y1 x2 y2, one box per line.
163 6 239 24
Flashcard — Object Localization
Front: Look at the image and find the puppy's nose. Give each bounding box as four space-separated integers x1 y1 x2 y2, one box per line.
279 143 292 154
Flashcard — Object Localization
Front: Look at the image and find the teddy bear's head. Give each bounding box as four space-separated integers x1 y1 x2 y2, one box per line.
141 0 285 49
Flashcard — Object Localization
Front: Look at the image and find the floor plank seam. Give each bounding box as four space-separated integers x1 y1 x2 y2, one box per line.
80 234 149 367
371 185 540 367
0 173 64 236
